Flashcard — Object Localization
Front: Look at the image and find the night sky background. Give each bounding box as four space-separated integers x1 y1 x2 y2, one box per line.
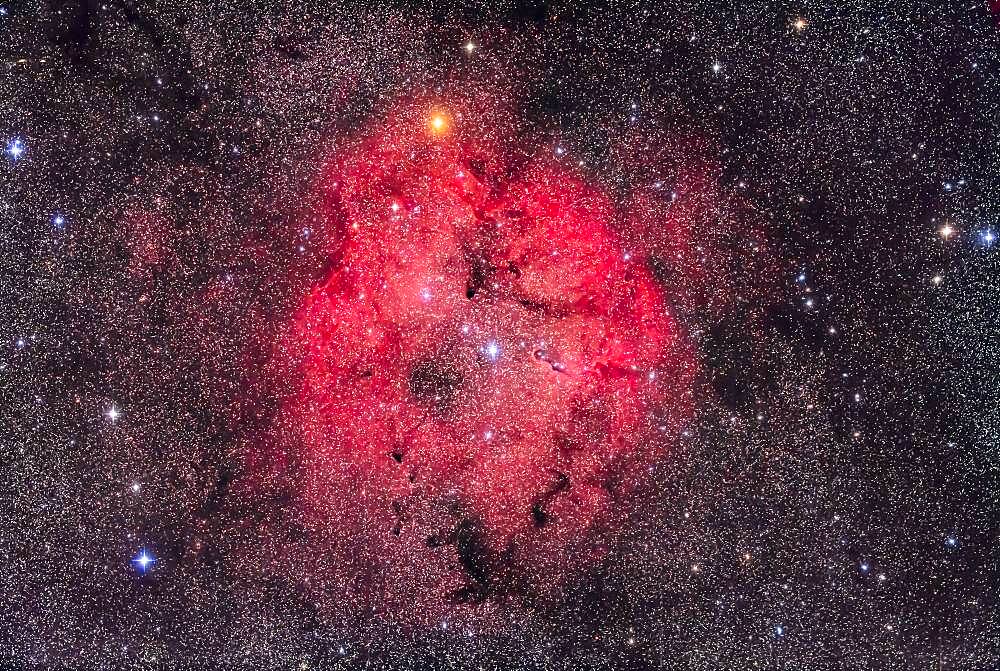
3 1 999 669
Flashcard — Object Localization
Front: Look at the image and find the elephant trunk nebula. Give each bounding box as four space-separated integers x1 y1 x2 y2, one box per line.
249 99 698 624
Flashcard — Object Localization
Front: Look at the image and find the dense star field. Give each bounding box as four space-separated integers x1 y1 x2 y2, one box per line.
2 1 998 669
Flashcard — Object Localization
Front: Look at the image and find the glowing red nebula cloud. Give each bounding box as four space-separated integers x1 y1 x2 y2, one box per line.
250 99 700 623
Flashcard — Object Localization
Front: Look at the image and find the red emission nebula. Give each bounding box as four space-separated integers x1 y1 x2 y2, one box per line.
249 99 704 623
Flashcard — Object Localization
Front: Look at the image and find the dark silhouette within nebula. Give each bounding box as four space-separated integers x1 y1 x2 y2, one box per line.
251 100 699 623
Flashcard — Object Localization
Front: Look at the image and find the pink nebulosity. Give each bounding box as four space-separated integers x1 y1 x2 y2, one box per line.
252 99 698 623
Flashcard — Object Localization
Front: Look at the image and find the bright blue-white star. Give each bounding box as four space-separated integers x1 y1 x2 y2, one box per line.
484 340 500 362
131 549 155 573
6 138 25 160
980 229 995 247
945 536 959 548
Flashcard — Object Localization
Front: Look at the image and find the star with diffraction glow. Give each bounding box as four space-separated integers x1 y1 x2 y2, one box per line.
131 549 155 573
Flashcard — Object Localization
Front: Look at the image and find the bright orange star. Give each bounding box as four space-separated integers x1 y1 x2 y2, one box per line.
427 110 450 136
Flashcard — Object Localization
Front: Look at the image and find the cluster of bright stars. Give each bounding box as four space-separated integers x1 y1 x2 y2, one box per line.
104 407 159 578
931 217 995 286
423 39 482 134
936 218 994 247
709 16 808 76
7 140 71 231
